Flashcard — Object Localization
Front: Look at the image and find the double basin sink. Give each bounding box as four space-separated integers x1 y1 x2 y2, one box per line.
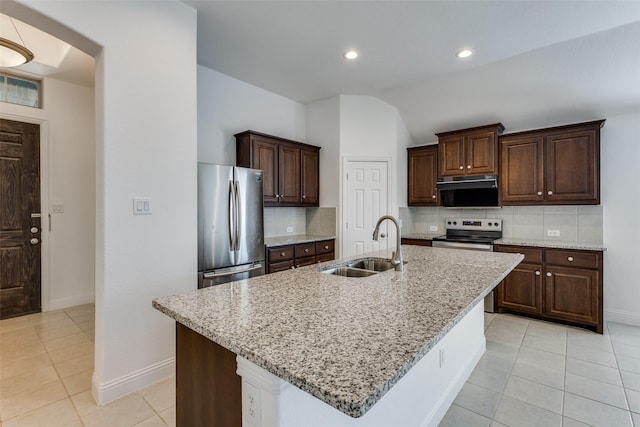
320 257 406 278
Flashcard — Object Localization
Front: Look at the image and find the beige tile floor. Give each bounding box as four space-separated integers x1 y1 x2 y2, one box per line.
0 304 175 427
440 313 640 427
2 304 639 426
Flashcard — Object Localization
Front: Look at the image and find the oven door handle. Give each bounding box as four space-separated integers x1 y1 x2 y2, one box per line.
432 241 493 251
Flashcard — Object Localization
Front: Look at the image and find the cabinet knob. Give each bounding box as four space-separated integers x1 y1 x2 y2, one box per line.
30 238 39 245
547 190 553 196
568 256 574 262
304 248 309 253
467 165 471 169
535 270 541 276
459 166 464 170
290 266 295 269
432 195 436 198
324 245 329 250
275 194 280 198
546 272 552 277
280 252 286 257
537 191 543 196
30 227 39 233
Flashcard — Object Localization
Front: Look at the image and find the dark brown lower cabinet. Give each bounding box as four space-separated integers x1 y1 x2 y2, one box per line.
176 323 241 427
496 245 603 333
400 238 432 247
266 239 335 273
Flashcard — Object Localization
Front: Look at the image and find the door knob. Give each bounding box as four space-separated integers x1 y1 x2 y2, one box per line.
380 233 386 238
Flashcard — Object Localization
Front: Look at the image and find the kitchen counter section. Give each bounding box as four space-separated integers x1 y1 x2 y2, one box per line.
495 238 606 251
400 232 442 240
265 234 335 247
153 246 522 419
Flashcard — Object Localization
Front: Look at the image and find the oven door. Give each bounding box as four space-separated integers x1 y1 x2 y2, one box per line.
431 240 495 312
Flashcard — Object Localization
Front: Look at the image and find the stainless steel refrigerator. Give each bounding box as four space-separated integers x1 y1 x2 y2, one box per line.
198 163 265 288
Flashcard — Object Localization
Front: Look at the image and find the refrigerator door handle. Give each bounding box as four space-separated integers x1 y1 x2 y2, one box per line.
234 180 241 251
228 180 236 251
203 263 263 279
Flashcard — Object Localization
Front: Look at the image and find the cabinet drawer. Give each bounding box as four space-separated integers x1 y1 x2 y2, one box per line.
545 250 601 269
316 252 335 263
295 243 316 258
268 260 294 273
295 255 316 268
401 238 432 247
496 245 543 264
316 240 335 255
267 246 294 262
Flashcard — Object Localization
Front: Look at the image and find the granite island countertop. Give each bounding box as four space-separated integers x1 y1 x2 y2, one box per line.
153 245 523 418
265 234 335 247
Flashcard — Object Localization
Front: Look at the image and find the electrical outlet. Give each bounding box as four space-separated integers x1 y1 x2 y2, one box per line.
51 203 64 213
547 229 560 237
286 226 293 233
439 348 445 368
243 382 261 423
429 225 438 232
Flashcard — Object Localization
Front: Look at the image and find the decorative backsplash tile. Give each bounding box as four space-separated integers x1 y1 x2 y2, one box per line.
264 207 337 238
404 205 603 243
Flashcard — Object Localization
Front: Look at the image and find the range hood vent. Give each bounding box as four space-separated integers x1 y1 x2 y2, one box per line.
436 175 498 191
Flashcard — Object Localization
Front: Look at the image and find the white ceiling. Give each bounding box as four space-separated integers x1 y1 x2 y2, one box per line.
4 2 640 142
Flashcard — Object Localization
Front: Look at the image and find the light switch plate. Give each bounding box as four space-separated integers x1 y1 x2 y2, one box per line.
547 229 560 237
133 197 152 215
286 226 293 233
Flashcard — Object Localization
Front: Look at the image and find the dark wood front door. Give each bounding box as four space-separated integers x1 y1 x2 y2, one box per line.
0 119 41 319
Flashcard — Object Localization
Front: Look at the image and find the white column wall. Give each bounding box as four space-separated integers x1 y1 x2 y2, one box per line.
15 0 198 403
601 111 640 326
0 77 95 310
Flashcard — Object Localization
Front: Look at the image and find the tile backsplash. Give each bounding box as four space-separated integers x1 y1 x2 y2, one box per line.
264 207 337 238
400 205 603 243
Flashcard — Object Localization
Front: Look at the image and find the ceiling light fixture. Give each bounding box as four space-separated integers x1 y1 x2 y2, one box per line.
343 50 359 60
456 49 473 59
0 18 34 68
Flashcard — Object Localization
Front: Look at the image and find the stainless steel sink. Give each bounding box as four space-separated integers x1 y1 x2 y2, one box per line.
320 257 408 277
321 267 378 277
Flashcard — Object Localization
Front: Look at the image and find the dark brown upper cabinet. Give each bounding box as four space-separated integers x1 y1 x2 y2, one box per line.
436 123 504 177
500 120 604 205
407 145 439 206
235 130 320 207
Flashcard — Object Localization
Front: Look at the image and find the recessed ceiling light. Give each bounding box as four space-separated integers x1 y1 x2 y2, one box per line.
343 50 359 60
456 49 473 59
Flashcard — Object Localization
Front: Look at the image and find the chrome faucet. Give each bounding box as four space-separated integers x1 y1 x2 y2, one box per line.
372 215 403 271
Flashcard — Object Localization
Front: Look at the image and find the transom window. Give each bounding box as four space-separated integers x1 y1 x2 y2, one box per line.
0 73 41 108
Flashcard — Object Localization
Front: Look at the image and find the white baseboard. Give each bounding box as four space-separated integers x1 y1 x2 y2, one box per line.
92 357 175 405
48 293 95 311
605 308 640 327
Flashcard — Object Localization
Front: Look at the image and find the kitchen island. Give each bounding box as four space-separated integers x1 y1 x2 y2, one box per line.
153 245 523 426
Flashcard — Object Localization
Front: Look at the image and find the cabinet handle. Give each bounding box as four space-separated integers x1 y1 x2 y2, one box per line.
535 270 541 276
302 195 306 199
537 191 543 196
275 194 280 198
324 245 329 250
280 252 286 257
459 166 464 170
432 195 436 198
467 165 471 169
568 256 574 262
547 190 553 196
304 248 309 253
290 266 295 269
546 272 552 277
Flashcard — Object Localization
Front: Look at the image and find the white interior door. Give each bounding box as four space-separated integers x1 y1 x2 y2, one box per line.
344 160 389 257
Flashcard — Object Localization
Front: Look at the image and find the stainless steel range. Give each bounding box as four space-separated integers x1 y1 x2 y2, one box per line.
432 218 503 312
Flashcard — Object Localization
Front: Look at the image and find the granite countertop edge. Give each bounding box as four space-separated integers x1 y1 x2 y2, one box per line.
265 234 336 247
494 238 606 251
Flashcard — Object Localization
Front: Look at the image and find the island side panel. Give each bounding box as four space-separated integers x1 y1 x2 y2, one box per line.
176 323 242 426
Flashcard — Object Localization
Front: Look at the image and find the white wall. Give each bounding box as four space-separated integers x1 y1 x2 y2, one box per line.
197 66 306 165
14 0 198 403
601 111 640 326
1 77 95 310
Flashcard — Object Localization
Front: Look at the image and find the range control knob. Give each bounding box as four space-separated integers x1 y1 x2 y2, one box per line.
494 222 499 227
447 221 452 225
453 221 457 225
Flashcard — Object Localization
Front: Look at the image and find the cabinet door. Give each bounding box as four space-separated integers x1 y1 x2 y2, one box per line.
544 266 600 325
466 130 497 175
438 135 465 177
496 263 543 314
500 135 544 204
278 145 301 204
300 148 319 206
545 128 599 204
408 146 438 206
252 138 279 204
